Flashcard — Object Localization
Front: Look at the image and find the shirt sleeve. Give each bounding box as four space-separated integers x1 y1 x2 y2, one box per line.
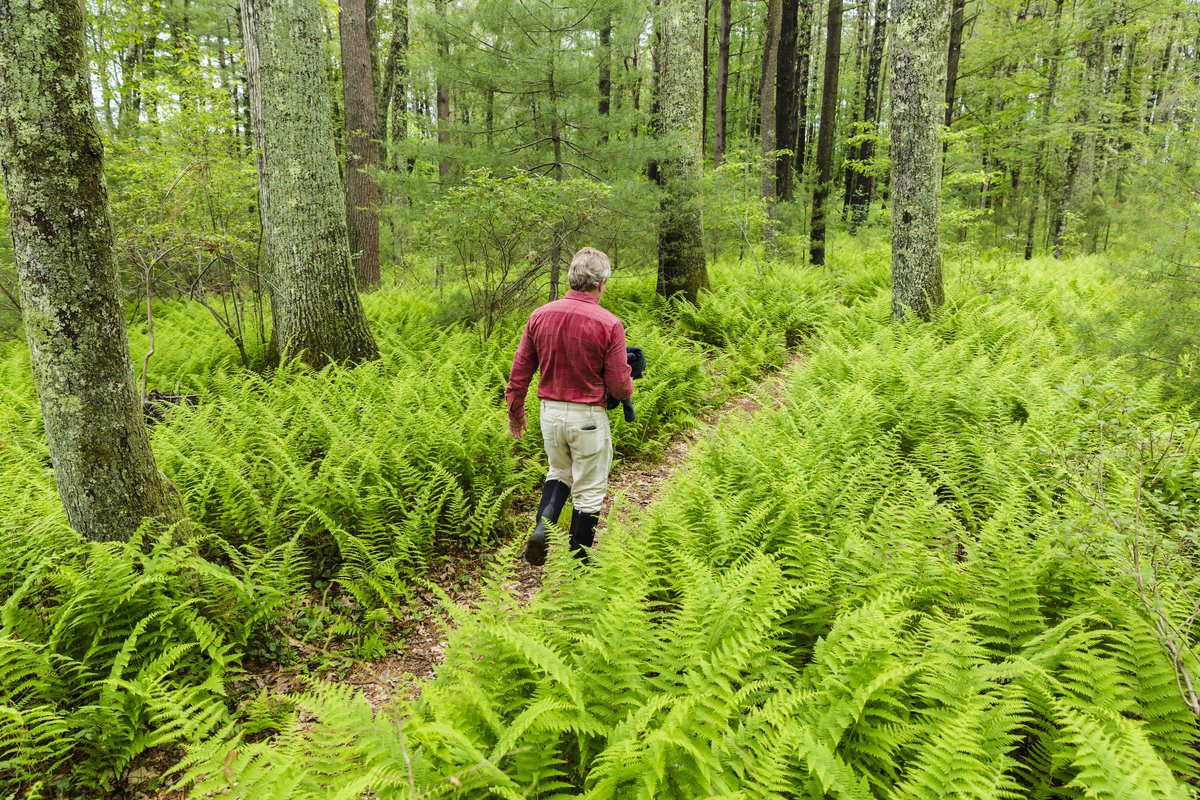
604 320 635 402
506 319 539 422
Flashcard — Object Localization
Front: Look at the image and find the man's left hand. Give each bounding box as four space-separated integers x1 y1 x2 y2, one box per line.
509 417 527 440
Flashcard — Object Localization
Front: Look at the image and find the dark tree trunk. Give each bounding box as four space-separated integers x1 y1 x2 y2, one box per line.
841 0 870 217
848 0 888 231
809 0 844 266
776 0 800 199
714 0 732 165
0 0 190 542
340 0 382 289
244 0 380 368
599 20 613 139
943 0 965 132
378 0 409 169
657 0 709 304
890 0 948 320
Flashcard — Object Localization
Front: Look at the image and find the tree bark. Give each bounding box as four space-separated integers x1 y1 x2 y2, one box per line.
761 0 783 235
245 0 379 368
890 0 948 320
378 0 409 169
809 0 844 266
943 0 965 132
714 0 732 165
848 0 888 231
599 19 613 137
657 0 710 304
340 0 383 289
436 0 451 181
0 0 189 542
792 0 815 184
776 0 800 199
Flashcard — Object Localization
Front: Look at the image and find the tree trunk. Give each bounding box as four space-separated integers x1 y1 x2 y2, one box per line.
245 0 379 368
340 0 382 289
792 0 815 184
776 0 800 199
714 0 732 165
378 0 409 168
657 0 710 304
848 0 888 231
809 0 843 266
702 0 710 152
0 0 189 542
599 20 613 140
943 0 965 132
761 0 783 239
436 0 451 181
889 0 948 320
841 0 870 217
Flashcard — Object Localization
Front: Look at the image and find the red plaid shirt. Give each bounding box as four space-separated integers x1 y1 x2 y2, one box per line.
506 290 634 423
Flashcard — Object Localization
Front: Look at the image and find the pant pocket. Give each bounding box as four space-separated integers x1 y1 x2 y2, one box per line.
571 421 605 457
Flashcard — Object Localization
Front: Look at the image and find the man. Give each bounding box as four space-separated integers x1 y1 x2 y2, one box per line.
506 247 634 565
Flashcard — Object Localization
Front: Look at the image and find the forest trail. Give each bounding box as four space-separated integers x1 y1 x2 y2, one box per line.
337 353 806 712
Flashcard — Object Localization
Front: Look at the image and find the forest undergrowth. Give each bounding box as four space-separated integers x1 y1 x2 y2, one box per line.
0 251 834 798
176 251 1200 799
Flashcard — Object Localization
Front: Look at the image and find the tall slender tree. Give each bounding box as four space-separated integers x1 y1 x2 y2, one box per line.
890 0 948 320
340 0 382 289
776 0 801 199
657 0 710 303
848 0 888 230
810 0 844 265
0 0 189 541
761 0 784 236
242 0 379 367
714 0 732 165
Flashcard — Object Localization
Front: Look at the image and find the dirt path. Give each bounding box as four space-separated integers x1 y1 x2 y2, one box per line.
339 354 804 712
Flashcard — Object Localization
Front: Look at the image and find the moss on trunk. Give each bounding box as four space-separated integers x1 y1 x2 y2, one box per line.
249 0 380 368
656 0 710 305
889 0 948 320
0 0 189 542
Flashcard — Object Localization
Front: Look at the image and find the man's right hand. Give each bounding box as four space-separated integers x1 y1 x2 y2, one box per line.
509 417 527 440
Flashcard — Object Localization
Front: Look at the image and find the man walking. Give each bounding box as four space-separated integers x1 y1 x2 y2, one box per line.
506 247 634 565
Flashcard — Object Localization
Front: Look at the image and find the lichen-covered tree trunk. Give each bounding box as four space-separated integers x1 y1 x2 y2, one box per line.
656 0 710 304
247 0 379 368
890 0 948 320
340 0 382 290
0 0 189 542
809 0 843 266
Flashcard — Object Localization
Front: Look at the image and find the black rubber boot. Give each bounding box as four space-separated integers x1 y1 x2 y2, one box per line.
524 480 570 566
568 509 600 564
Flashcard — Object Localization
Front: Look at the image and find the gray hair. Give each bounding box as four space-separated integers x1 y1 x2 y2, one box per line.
567 247 612 292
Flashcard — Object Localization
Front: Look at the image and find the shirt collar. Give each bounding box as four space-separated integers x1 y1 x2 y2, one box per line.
564 289 599 305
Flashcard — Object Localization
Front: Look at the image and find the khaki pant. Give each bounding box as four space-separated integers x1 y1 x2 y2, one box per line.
539 399 613 514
